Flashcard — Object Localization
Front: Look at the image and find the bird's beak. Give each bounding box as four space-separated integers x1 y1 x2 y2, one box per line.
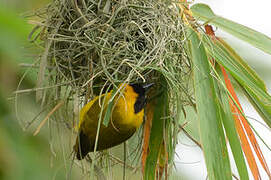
142 83 154 91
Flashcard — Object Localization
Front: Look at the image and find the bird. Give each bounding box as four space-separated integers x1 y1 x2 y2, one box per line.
73 83 153 160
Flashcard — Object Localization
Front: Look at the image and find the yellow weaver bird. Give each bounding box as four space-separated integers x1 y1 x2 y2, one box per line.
74 83 153 160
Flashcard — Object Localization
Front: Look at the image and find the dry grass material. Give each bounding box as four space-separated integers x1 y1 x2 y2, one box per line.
34 0 191 99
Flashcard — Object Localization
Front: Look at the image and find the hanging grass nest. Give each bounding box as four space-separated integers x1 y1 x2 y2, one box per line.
35 0 191 101
30 0 194 177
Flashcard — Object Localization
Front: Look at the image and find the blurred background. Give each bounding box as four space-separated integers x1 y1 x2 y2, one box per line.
0 0 270 179
0 0 63 179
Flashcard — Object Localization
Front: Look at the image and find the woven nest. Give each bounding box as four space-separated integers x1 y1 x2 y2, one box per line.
27 0 194 175
32 0 193 129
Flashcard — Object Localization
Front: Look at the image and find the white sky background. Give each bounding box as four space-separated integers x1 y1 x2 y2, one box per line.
175 0 271 179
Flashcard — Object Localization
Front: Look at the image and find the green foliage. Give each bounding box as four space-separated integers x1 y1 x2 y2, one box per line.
216 68 249 180
190 3 271 179
144 82 168 180
188 28 232 180
203 37 271 127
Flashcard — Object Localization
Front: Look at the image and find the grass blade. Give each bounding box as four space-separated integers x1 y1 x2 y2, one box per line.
187 28 232 180
204 37 271 127
103 85 118 126
216 67 249 180
242 85 271 129
144 84 168 180
141 103 154 173
204 33 271 177
217 39 266 92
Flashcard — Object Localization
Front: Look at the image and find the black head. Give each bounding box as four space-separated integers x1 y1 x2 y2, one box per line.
130 84 146 96
130 83 153 114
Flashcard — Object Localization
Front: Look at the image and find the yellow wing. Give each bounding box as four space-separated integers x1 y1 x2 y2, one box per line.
77 92 111 130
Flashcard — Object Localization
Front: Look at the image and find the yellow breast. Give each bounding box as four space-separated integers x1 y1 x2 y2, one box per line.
112 84 144 130
78 84 144 132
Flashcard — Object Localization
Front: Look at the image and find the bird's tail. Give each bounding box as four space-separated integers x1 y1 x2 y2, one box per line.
73 131 91 160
